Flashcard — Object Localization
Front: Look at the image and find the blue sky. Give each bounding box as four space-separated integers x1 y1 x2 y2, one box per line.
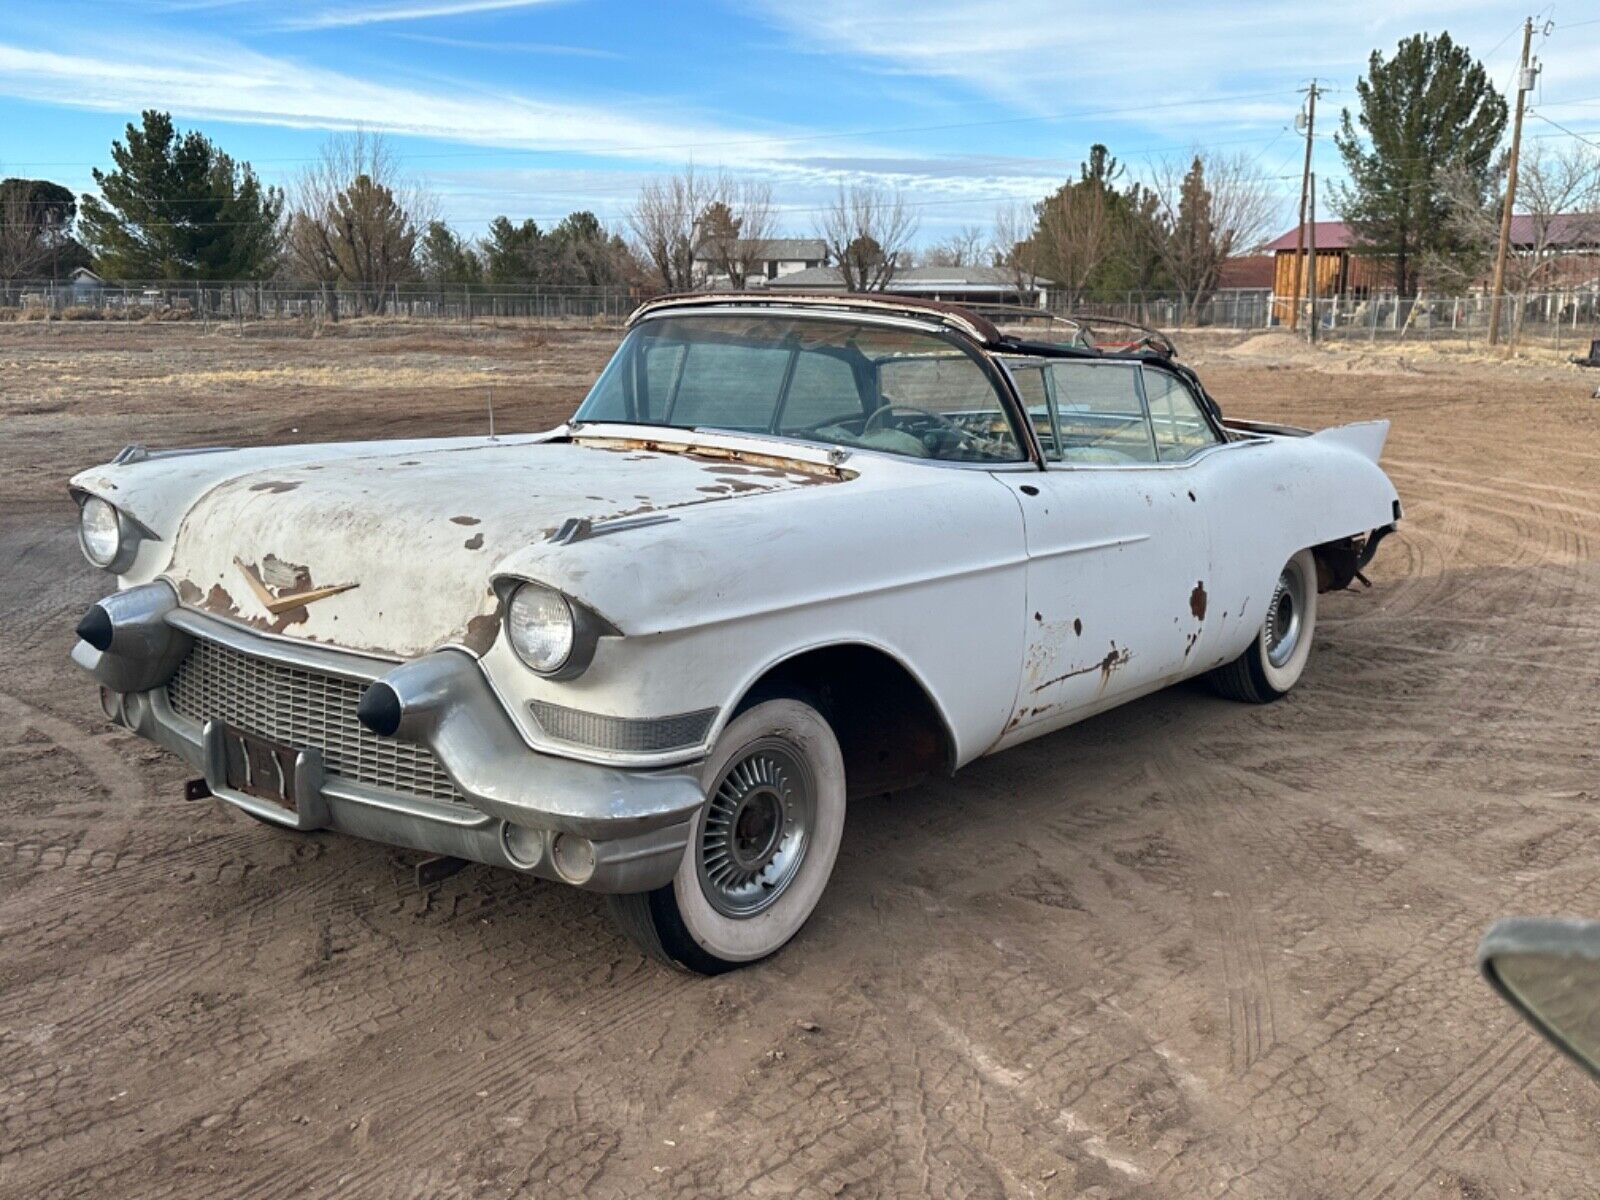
2 0 1597 246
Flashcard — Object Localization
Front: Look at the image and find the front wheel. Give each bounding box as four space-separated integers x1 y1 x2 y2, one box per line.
1207 549 1318 704
607 697 846 974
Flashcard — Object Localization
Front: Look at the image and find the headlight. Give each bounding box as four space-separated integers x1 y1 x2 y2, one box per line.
80 496 124 569
506 583 575 674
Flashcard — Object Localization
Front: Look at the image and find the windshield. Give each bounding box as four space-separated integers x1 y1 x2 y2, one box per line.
574 313 1025 464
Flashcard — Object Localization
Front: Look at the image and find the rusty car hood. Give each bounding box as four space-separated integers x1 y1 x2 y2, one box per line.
161 437 841 658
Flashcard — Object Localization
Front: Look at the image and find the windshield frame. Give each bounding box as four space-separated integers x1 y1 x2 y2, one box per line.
573 306 1044 469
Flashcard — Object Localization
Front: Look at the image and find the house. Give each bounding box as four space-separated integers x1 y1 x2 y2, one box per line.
692 238 829 286
766 264 1051 307
1265 214 1600 320
67 266 105 300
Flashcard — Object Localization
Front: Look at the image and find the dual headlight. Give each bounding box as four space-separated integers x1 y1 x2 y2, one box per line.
502 581 611 679
77 494 143 573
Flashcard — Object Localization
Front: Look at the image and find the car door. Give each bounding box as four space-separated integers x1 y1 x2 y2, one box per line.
1137 364 1272 671
992 359 1211 744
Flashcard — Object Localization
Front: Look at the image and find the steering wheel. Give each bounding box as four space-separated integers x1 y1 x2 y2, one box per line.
863 403 997 451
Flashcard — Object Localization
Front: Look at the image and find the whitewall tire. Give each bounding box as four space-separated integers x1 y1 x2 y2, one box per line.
607 697 846 974
1207 549 1318 704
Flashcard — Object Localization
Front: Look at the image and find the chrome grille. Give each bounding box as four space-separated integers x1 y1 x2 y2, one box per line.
167 636 463 804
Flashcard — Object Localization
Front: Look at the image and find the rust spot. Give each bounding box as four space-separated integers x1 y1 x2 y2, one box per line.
1033 611 1042 623
1184 631 1199 656
399 460 421 466
1187 490 1196 502
1189 582 1208 620
696 485 731 494
177 579 203 605
464 533 484 550
450 515 481 526
267 604 310 632
203 584 240 618
1073 617 1083 636
249 480 300 494
1033 642 1129 692
461 613 499 656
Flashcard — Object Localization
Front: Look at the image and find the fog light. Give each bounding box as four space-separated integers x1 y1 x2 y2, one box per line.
501 822 545 870
551 833 596 885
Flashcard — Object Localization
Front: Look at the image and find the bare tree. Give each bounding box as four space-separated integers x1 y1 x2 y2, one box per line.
696 176 777 289
1434 144 1600 344
627 166 717 293
287 132 430 317
993 201 1043 297
921 225 986 268
1149 151 1276 321
1032 179 1114 310
815 183 918 291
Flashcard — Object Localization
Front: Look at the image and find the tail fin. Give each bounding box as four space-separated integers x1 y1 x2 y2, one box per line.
1311 419 1389 463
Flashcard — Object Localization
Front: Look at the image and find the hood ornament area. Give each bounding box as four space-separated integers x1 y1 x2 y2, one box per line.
233 555 358 615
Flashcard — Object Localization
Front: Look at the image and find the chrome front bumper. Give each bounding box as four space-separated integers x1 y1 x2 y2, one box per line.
73 582 704 893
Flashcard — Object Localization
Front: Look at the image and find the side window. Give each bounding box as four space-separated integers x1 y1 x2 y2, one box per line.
875 353 1021 463
1143 369 1222 462
1046 362 1156 464
668 340 790 430
777 351 861 432
1005 363 1056 460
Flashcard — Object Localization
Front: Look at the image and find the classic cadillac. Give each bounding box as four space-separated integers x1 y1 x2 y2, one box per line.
71 294 1399 973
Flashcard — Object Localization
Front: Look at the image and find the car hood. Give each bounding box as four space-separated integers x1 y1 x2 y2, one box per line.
162 437 842 658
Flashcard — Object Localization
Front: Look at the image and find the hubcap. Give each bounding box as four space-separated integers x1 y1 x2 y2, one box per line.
1264 562 1306 668
696 740 813 918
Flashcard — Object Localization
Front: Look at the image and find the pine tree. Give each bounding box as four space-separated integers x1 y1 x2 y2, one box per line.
79 111 283 280
1334 33 1507 296
419 220 481 285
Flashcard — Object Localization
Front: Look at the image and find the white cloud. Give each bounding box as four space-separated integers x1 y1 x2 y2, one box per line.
747 0 1591 130
0 38 810 166
280 0 565 32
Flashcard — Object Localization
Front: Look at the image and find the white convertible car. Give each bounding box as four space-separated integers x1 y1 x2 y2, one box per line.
71 294 1399 973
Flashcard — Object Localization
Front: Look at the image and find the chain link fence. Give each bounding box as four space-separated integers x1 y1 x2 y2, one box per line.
0 278 642 328
1061 286 1600 353
6 277 1599 356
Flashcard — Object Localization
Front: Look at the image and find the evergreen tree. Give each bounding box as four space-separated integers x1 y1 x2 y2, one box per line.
481 217 546 284
1334 33 1507 296
418 220 481 284
79 111 282 279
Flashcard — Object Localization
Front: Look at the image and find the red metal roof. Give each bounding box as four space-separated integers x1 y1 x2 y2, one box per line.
1263 221 1358 252
1265 212 1600 254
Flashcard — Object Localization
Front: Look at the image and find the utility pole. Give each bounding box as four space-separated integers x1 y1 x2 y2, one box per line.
1307 173 1318 345
1488 18 1538 347
1288 80 1322 333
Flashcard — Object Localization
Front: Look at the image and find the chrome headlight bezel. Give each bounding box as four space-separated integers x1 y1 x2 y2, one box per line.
74 492 145 573
497 578 614 681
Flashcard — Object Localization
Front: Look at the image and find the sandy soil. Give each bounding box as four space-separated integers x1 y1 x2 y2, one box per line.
2 321 1599 1198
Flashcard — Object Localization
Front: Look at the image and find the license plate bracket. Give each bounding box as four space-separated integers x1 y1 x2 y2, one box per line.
202 720 327 829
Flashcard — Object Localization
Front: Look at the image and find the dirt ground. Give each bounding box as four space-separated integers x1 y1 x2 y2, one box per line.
3 320 1599 1199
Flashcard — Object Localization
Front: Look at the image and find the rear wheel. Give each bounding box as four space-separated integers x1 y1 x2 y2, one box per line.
1208 549 1318 704
607 697 846 974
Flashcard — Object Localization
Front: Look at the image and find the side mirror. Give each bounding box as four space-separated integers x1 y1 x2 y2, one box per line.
1479 917 1600 1082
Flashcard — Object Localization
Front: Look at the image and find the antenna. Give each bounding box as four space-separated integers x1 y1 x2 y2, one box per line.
487 386 497 441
